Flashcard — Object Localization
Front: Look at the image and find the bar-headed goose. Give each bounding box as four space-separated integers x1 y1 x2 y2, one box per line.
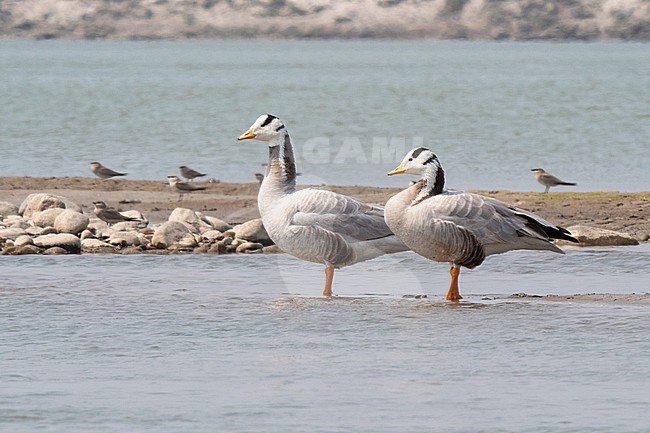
238 114 408 296
385 147 578 301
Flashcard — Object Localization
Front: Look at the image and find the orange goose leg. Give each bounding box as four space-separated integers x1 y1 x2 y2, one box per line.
323 266 335 297
446 266 463 301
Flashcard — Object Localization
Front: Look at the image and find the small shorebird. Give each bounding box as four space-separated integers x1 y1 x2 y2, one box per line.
385 147 578 301
93 201 140 226
167 175 207 201
238 114 408 297
90 162 126 179
179 165 206 182
531 168 576 193
254 173 264 184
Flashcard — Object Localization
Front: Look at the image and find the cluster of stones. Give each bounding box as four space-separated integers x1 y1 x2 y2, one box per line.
0 193 280 256
0 193 641 256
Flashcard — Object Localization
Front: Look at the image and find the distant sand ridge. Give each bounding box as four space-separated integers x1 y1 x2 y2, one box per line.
1 0 648 40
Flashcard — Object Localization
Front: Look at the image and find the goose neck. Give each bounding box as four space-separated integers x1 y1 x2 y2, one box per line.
413 164 445 204
262 132 297 195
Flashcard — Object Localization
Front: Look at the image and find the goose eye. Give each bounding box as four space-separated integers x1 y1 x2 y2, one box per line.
408 158 413 162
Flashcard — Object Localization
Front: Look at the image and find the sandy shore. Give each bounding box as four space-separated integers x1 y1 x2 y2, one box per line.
508 293 650 304
1 176 649 240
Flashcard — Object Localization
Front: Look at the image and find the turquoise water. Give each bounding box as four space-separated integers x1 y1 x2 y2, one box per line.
1 40 650 432
1 246 650 432
0 40 648 190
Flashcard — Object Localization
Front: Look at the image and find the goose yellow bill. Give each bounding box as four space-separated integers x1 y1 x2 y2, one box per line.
238 129 256 141
387 165 406 176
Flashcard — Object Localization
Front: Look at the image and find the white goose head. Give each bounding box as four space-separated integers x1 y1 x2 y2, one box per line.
388 147 441 176
388 147 445 197
238 114 287 145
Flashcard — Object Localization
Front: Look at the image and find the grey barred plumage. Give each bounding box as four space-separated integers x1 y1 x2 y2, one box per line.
386 147 578 301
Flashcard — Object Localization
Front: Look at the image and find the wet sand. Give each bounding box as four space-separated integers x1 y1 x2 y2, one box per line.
508 293 650 304
1 176 649 240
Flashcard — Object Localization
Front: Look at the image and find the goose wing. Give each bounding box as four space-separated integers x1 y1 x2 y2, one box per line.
427 192 518 244
290 188 394 242
425 191 568 254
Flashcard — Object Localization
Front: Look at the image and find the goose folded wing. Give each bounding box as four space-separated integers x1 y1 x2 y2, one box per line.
427 193 519 245
290 189 394 242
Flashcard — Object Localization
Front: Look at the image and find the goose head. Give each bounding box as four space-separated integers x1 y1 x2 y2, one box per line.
388 147 441 177
238 114 287 145
389 147 446 196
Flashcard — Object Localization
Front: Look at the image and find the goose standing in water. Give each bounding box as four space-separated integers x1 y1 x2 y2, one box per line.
385 147 578 301
238 114 408 296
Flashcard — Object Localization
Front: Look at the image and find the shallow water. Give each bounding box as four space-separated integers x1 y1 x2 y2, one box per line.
1 245 649 432
0 40 648 191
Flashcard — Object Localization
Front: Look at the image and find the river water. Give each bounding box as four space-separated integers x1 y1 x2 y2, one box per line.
1 39 649 431
1 245 650 432
0 40 648 191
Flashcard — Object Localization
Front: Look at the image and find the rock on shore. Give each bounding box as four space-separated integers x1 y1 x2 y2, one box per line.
1 0 648 40
561 225 640 247
0 201 19 218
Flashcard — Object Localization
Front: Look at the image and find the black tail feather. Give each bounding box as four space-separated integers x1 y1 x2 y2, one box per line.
516 212 579 243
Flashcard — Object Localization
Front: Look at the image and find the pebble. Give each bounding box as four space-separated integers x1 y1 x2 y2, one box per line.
43 246 69 255
235 242 264 253
81 238 115 251
54 209 90 235
561 225 640 246
10 220 31 229
14 235 34 247
120 246 145 255
0 227 28 241
33 233 81 254
31 208 66 228
201 230 224 242
226 218 272 245
0 201 19 217
19 193 67 218
151 221 195 249
108 231 141 247
0 245 41 255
